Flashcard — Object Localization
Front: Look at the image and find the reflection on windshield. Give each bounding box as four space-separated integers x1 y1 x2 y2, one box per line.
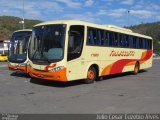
8 31 31 63
28 24 66 64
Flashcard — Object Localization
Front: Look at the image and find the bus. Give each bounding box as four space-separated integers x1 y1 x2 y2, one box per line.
0 40 10 61
8 29 32 73
28 20 153 84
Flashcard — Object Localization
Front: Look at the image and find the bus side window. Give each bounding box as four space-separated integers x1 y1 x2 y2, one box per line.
149 40 152 49
142 39 146 49
119 34 126 47
97 29 104 46
139 38 142 49
67 25 84 61
146 39 152 50
109 32 112 46
145 39 148 49
109 32 117 46
119 34 123 47
114 33 118 47
126 35 129 47
87 28 96 45
133 37 136 48
105 31 110 46
123 35 127 47
124 35 126 47
129 36 133 48
88 29 94 45
136 37 139 48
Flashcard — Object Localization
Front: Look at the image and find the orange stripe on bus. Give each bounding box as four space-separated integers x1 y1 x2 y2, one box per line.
8 64 27 73
126 61 136 66
101 64 113 76
140 51 147 60
101 50 152 76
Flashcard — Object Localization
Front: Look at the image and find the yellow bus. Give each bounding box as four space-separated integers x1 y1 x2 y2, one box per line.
28 20 153 83
0 54 8 61
8 29 32 73
0 40 10 61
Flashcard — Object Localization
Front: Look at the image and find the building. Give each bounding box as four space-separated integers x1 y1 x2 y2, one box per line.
0 39 10 55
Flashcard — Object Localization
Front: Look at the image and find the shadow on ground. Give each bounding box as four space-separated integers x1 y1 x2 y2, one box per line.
30 78 84 88
99 70 147 81
10 71 30 78
29 70 147 88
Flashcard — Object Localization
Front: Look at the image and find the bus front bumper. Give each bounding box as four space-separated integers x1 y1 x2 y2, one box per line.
8 64 28 73
28 66 68 82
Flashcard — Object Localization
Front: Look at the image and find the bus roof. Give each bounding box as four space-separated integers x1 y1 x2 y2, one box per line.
13 29 32 33
34 20 152 40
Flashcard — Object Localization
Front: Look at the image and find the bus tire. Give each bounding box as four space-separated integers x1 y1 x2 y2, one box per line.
133 62 139 75
84 67 97 84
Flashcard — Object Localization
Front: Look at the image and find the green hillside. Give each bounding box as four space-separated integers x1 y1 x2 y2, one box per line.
128 22 160 52
0 16 42 40
0 16 160 52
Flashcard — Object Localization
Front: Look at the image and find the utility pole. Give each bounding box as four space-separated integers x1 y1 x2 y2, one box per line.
22 0 25 29
127 10 130 27
19 0 25 29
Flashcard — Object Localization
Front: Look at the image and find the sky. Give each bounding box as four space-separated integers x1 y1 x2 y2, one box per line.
0 0 160 26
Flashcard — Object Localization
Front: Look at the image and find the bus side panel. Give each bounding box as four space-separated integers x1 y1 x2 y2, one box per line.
67 59 87 81
101 49 152 75
66 47 152 81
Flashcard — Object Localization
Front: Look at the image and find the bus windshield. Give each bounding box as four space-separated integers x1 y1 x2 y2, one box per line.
28 24 66 64
8 31 31 63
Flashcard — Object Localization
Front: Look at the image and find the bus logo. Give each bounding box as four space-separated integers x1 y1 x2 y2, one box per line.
110 50 135 57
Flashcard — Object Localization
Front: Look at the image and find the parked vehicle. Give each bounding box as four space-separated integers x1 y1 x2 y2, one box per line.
27 20 153 84
8 29 32 73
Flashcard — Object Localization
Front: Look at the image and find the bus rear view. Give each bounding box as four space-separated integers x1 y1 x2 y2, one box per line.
8 29 32 73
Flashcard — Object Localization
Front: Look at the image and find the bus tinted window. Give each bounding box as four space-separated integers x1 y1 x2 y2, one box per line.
87 28 105 46
114 33 118 46
145 39 148 49
145 39 152 50
68 25 84 61
139 38 143 49
87 27 152 50
148 39 152 49
142 39 146 49
119 34 123 47
119 34 128 47
136 37 139 48
109 32 118 47
125 35 129 47
97 29 104 46
133 37 136 48
105 31 110 46
87 28 96 45
129 36 133 48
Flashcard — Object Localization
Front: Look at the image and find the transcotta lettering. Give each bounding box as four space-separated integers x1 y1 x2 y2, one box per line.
110 50 135 57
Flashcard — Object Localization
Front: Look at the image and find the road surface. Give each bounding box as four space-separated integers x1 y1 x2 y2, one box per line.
0 60 160 113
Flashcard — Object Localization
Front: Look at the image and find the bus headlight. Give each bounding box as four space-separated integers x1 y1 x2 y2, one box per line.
50 66 64 72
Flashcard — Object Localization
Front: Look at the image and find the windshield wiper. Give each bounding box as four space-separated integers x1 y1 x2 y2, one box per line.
41 51 52 63
31 48 51 63
31 48 38 60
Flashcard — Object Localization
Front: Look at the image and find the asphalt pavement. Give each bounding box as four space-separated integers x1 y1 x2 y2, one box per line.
0 60 160 113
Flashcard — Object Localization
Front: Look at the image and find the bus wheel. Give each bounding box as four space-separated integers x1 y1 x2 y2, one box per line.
85 67 96 84
133 62 139 75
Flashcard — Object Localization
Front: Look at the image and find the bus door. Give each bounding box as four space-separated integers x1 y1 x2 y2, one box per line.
67 25 85 80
